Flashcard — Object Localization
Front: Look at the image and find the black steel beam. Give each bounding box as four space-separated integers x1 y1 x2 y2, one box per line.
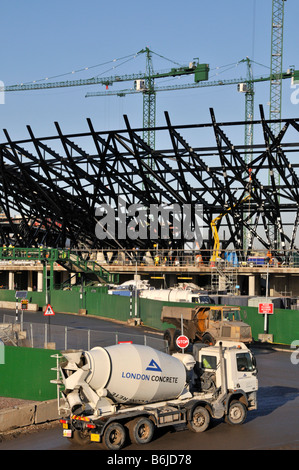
0 108 297 255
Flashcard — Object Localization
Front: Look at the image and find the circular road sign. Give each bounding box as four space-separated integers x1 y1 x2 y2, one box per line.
176 335 189 350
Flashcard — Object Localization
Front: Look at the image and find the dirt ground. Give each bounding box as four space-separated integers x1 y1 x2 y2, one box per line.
0 397 59 442
0 397 37 410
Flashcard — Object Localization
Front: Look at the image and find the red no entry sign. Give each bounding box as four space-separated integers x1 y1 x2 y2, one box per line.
176 335 189 350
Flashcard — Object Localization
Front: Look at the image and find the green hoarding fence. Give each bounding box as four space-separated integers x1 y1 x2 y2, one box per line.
1 287 299 346
241 306 299 346
0 346 59 401
1 291 299 402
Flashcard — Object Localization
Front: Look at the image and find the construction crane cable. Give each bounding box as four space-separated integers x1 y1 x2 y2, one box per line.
93 55 139 79
150 50 184 67
15 52 140 86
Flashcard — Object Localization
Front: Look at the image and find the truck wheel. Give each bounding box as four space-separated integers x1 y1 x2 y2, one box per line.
127 417 154 444
163 328 176 352
173 329 183 351
103 422 126 450
187 405 210 433
202 333 215 345
225 400 247 425
72 429 90 446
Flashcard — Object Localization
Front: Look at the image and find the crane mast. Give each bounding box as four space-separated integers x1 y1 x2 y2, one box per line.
269 0 286 249
269 0 286 135
142 48 156 170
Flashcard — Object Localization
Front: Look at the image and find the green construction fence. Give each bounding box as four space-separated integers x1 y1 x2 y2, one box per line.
1 287 299 346
0 346 59 401
1 288 299 401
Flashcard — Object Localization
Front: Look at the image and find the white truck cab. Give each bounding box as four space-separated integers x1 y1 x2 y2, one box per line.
193 341 258 414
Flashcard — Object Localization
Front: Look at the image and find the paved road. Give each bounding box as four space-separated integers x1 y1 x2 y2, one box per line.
0 308 165 350
0 308 161 336
0 337 299 451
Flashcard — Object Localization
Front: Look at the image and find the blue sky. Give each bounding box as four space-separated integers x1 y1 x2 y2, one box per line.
0 0 298 144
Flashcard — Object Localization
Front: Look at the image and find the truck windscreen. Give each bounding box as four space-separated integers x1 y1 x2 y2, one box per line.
236 352 255 372
223 309 241 321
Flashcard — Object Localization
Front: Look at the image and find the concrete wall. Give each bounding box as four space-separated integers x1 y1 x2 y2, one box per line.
0 399 64 432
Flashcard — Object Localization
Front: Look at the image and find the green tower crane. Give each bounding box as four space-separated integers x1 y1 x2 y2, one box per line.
141 47 156 164
268 0 287 249
237 57 254 252
269 0 286 136
238 57 254 166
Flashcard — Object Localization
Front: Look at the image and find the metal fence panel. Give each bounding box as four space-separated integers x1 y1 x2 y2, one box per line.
2 315 168 353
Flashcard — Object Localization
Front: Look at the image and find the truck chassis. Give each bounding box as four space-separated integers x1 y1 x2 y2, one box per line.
59 391 251 450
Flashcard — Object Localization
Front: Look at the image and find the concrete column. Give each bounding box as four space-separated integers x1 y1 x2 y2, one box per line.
8 271 14 290
97 252 106 264
248 275 256 296
37 271 43 292
27 271 33 291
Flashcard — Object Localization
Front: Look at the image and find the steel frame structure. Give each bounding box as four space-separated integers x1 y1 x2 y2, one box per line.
0 106 299 256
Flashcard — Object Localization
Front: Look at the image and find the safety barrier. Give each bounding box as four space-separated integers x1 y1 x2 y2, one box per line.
1 314 167 352
1 246 299 269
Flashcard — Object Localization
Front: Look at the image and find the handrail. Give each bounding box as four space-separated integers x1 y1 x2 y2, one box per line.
0 246 298 269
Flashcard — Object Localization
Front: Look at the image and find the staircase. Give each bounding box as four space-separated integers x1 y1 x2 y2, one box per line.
0 246 119 285
211 262 238 295
57 252 119 284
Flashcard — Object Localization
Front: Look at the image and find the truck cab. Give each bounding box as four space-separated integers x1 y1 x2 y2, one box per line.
201 306 253 345
192 341 258 414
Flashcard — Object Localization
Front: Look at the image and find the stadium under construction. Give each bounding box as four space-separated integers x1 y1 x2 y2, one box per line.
0 107 299 298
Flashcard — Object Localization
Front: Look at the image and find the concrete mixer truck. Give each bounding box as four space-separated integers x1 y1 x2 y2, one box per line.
53 341 258 450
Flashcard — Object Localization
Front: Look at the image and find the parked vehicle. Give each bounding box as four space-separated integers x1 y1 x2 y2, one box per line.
139 287 214 304
161 305 252 351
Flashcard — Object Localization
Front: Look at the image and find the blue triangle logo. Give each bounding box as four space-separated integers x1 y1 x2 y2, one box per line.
146 359 162 372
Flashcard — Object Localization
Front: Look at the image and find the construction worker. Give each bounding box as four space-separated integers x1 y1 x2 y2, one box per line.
266 250 273 265
195 252 204 266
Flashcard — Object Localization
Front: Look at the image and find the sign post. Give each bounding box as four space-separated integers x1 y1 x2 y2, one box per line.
15 291 27 326
258 302 274 334
44 304 55 345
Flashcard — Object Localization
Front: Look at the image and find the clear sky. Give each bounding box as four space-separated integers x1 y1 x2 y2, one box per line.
0 0 298 145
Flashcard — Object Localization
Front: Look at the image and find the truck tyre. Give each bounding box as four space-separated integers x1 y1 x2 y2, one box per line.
202 333 215 345
187 405 210 433
173 329 183 351
72 429 90 446
225 400 247 425
127 417 155 445
103 422 126 450
163 328 176 352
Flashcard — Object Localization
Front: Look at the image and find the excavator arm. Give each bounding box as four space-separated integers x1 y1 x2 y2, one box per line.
210 194 251 264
